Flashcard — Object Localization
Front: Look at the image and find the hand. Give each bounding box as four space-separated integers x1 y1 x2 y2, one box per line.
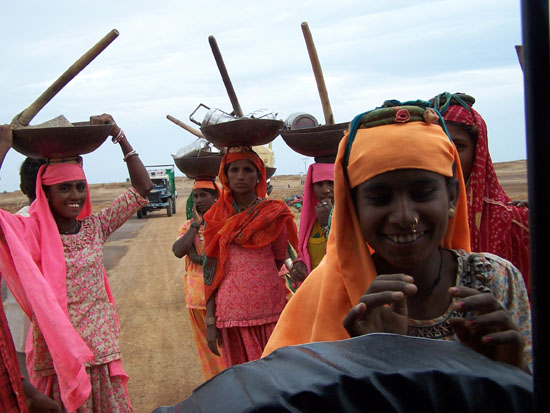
0 124 14 151
314 198 333 227
90 113 120 137
206 324 223 356
22 378 61 412
289 260 308 283
448 286 527 371
192 204 202 225
507 200 528 208
343 274 417 337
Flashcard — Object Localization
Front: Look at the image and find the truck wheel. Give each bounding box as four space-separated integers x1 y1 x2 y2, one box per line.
137 209 143 219
167 199 173 217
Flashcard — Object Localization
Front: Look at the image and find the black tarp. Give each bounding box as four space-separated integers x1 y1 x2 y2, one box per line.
153 333 533 413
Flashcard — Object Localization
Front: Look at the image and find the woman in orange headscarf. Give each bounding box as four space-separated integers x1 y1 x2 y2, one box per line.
202 147 298 367
172 178 227 380
263 102 531 372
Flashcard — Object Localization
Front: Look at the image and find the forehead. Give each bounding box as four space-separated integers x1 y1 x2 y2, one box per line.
51 179 86 186
357 169 444 190
228 159 256 168
446 124 474 144
193 188 212 196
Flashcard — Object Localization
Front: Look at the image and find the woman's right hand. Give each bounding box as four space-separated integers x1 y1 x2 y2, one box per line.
192 204 202 225
206 324 223 356
289 260 308 283
343 274 417 337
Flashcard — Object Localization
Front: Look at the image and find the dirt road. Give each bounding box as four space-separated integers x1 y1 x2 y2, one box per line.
105 197 204 413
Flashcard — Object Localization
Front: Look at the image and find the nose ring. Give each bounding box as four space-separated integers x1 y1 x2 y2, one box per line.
411 217 419 233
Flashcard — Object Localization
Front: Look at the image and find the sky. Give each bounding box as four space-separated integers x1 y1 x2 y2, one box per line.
0 0 526 192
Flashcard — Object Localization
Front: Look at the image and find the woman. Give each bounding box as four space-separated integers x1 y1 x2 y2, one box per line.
262 103 531 372
289 162 334 283
0 114 152 411
203 147 298 367
172 178 227 380
431 92 530 289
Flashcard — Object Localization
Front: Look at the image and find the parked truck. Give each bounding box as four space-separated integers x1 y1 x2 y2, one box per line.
137 165 177 218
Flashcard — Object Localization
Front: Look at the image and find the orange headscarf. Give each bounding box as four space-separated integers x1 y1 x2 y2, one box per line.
203 148 298 302
263 105 470 356
192 178 221 196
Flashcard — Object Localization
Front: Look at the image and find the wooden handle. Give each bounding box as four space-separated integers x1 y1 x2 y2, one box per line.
515 45 524 71
301 22 334 125
208 35 244 118
15 29 120 127
166 114 205 139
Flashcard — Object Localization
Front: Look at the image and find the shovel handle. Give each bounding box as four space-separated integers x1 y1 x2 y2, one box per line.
166 114 205 139
208 35 244 118
301 22 334 125
15 29 120 127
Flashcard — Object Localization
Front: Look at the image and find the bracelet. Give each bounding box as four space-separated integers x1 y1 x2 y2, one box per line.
123 149 138 162
284 258 294 271
205 317 216 326
190 222 201 230
112 128 125 144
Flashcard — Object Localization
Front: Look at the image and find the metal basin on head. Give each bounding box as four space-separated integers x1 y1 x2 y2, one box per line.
12 122 112 159
280 122 348 158
266 167 276 179
200 118 283 148
172 153 223 179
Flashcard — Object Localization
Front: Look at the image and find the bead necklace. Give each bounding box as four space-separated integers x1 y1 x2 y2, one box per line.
59 220 81 235
416 249 443 297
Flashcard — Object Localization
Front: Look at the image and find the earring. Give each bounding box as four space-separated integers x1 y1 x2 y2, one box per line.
410 216 419 233
448 207 456 218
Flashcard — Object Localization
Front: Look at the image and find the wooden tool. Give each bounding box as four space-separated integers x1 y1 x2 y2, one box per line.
208 35 244 118
301 22 335 125
13 29 119 127
166 114 205 139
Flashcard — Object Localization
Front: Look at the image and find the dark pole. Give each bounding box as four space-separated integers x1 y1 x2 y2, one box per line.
521 1 549 412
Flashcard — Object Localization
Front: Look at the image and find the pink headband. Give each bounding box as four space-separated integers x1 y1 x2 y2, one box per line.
42 163 86 185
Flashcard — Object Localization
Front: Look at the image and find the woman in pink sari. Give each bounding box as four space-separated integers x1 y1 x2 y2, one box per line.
289 162 334 284
0 115 152 412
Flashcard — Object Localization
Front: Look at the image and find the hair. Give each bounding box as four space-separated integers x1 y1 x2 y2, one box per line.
20 157 46 201
445 120 478 143
202 188 219 198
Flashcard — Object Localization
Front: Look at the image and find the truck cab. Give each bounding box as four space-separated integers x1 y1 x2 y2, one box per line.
137 165 177 218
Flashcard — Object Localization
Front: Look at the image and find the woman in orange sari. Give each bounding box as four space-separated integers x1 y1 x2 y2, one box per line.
203 147 298 367
263 102 531 372
172 178 227 380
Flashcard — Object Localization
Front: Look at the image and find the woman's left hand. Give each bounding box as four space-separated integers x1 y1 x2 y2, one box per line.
90 113 120 137
448 286 527 371
314 198 332 227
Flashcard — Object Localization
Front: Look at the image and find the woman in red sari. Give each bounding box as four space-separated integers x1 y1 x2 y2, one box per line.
203 147 298 367
431 92 530 289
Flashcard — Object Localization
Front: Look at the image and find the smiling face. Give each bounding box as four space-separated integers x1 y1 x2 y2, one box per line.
193 188 217 214
226 159 259 197
44 180 87 220
353 169 458 272
446 123 476 182
313 180 334 203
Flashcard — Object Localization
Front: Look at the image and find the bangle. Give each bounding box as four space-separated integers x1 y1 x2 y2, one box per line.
205 317 216 326
112 128 125 144
284 258 294 271
190 222 201 230
123 149 138 162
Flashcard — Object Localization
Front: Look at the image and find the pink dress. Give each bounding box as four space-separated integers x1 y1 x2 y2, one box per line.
215 227 288 366
31 188 147 412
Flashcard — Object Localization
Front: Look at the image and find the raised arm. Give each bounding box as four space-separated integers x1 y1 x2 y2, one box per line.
90 114 152 198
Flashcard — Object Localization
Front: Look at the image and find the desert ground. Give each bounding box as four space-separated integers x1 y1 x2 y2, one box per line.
0 161 528 412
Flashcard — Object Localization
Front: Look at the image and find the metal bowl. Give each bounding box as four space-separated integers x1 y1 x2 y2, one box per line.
12 122 112 159
200 118 283 148
266 167 276 179
172 153 223 179
280 122 348 157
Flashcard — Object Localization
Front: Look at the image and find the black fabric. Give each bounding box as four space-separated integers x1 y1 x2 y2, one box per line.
153 334 533 413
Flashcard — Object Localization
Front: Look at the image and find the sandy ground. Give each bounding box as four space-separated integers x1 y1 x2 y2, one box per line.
0 163 528 412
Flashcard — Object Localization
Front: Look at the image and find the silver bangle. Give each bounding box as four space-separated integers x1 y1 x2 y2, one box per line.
123 149 138 162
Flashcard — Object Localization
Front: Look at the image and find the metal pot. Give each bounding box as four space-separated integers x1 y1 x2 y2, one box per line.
189 103 238 127
284 112 319 130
